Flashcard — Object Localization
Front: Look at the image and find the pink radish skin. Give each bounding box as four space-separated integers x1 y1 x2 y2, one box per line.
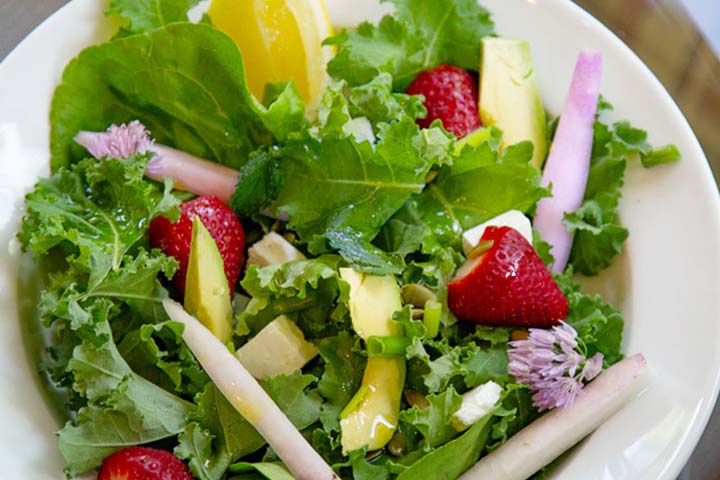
74 130 238 203
533 51 602 273
75 131 294 219
459 353 647 480
146 144 239 203
162 299 339 480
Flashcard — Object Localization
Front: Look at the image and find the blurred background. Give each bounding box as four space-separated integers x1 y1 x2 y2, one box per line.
0 0 719 478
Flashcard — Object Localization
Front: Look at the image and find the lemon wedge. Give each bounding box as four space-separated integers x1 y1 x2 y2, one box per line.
209 0 334 111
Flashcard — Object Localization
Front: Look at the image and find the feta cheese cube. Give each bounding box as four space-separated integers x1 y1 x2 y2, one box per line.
450 381 503 431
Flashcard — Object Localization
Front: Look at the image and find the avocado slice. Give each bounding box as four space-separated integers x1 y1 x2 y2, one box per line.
338 268 406 453
184 216 233 343
479 38 547 168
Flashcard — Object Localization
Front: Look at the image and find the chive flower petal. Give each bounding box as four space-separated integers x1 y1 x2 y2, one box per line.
508 321 604 411
75 120 155 159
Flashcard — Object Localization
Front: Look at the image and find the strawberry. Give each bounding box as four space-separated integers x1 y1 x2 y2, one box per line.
448 226 568 327
405 64 481 138
149 195 245 295
98 446 193 480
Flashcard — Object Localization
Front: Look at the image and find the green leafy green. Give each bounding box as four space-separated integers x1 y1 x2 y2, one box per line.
118 321 209 397
50 23 304 171
565 101 680 275
317 332 366 432
396 409 496 479
261 372 323 430
406 339 509 394
278 118 449 249
347 73 426 125
387 137 548 253
106 0 201 36
228 462 294 480
333 448 392 480
399 387 463 448
232 84 453 273
18 154 197 476
556 273 625 364
178 372 322 480
488 384 539 450
326 0 494 89
238 256 349 338
176 384 265 480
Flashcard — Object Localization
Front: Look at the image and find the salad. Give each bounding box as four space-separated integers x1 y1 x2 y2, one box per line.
17 0 681 479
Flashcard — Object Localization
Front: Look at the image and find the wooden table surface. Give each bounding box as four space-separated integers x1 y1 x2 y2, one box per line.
1 1 718 479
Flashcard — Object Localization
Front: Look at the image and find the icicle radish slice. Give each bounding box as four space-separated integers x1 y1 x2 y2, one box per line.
533 51 602 273
74 131 239 203
146 145 239 203
459 353 647 480
162 299 338 480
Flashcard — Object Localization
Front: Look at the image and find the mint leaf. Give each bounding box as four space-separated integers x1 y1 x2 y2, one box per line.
106 0 201 36
327 0 494 89
50 23 304 171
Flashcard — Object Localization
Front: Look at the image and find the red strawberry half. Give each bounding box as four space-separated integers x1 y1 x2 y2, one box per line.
405 64 482 138
448 226 568 327
98 446 193 480
149 195 245 295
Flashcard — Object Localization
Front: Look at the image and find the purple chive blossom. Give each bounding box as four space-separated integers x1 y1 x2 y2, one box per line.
508 322 604 411
74 120 155 159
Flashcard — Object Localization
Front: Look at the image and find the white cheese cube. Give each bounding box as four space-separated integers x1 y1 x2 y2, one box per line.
236 315 318 379
247 231 305 268
461 210 532 256
450 381 503 431
343 117 375 144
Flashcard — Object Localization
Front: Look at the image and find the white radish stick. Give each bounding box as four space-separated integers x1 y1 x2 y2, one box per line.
533 51 602 273
459 353 647 480
162 299 338 480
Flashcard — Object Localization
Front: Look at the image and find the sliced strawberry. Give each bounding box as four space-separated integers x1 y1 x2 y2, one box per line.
448 226 568 327
98 446 193 480
405 64 481 138
149 195 245 295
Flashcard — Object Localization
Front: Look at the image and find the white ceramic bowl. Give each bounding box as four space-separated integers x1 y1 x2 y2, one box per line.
1 0 719 478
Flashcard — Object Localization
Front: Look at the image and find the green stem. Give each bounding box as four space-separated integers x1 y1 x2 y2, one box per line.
367 336 411 357
423 300 442 338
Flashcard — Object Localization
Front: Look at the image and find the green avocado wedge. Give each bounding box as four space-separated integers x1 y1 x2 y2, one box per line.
184 216 233 343
338 268 406 453
479 37 548 168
